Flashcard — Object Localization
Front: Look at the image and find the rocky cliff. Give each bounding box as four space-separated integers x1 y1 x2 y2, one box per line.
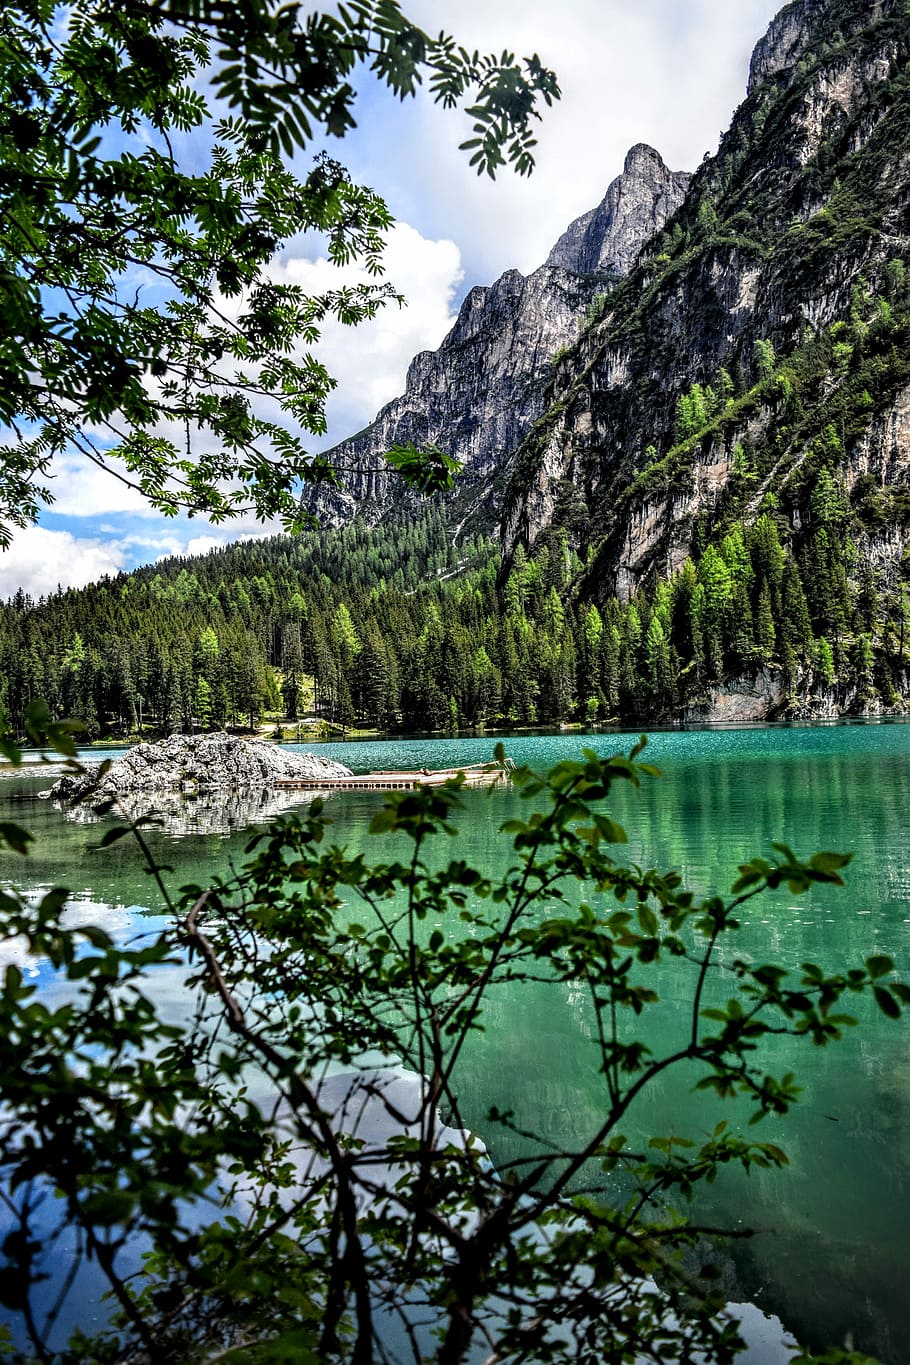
499 0 910 596
545 143 691 276
317 146 690 528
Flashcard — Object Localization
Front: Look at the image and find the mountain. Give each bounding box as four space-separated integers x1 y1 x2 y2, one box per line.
316 145 690 529
319 0 910 722
500 0 910 600
326 0 910 593
7 0 910 734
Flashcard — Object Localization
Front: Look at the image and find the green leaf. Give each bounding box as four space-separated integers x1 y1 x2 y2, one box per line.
96 826 132 849
638 905 658 936
873 986 901 1019
0 822 34 855
79 1190 135 1226
368 807 398 834
809 851 852 875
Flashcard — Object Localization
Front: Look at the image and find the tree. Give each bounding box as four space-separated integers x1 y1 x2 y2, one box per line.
280 620 306 719
0 0 559 543
696 546 732 679
755 580 776 659
754 337 776 381
193 672 213 728
814 635 836 687
644 613 674 704
0 724 906 1363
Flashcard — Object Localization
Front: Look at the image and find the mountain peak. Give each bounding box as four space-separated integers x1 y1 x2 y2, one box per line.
747 0 831 93
545 144 690 277
623 142 670 177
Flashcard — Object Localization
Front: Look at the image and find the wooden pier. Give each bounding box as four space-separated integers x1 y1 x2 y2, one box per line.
273 762 512 792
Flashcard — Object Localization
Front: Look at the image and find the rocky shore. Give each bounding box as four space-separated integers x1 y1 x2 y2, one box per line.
42 732 352 803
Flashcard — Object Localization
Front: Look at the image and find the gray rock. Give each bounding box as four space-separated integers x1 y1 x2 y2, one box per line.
684 670 788 724
311 146 689 527
42 733 352 804
747 0 830 94
545 144 690 276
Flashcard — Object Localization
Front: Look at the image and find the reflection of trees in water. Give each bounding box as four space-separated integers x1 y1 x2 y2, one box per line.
613 750 910 906
863 1032 910 1176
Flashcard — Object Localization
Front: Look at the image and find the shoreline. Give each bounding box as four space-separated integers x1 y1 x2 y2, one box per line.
4 708 910 765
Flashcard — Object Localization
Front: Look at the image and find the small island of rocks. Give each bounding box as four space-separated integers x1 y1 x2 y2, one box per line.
42 732 353 804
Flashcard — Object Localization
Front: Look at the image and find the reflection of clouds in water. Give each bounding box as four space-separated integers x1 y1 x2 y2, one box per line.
4 889 189 1022
0 889 151 988
63 898 146 942
0 889 159 985
0 934 42 978
0 760 71 783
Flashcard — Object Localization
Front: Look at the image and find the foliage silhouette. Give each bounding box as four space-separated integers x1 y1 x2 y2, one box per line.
0 0 558 541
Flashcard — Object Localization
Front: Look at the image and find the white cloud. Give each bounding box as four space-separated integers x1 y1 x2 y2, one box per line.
44 449 162 520
182 534 229 558
0 526 127 599
347 0 782 279
177 527 277 559
265 221 464 441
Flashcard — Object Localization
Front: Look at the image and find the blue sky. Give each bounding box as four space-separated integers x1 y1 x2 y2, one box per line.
1 0 783 599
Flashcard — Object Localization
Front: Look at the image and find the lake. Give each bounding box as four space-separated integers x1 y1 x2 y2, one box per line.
2 722 909 1362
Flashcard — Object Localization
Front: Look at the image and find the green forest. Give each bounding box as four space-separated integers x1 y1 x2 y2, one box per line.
1 481 906 739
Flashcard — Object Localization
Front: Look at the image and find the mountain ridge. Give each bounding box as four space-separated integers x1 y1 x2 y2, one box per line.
499 0 910 586
316 143 690 527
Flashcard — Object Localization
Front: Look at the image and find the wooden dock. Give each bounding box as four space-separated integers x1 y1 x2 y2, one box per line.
273 762 512 792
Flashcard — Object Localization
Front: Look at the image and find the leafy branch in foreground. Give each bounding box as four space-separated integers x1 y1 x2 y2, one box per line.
0 0 559 541
0 735 903 1363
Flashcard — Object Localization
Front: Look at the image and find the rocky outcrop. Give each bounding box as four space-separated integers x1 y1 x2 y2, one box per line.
684 668 910 724
747 0 830 93
43 733 352 804
315 146 690 528
500 0 910 587
684 670 789 724
545 144 690 276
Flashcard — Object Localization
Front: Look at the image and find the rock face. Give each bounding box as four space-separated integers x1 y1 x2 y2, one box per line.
499 0 910 593
545 144 691 277
314 146 690 528
684 670 789 724
43 733 352 803
746 0 837 93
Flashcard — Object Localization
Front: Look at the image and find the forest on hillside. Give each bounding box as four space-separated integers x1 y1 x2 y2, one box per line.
1 481 906 739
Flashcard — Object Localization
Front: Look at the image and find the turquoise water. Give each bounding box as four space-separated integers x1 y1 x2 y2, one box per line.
2 722 909 1361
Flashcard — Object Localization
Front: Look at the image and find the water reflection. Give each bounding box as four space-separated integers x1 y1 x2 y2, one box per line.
2 724 910 1362
49 784 328 838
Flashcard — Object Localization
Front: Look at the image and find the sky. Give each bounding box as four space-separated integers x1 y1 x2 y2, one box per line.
1 0 784 600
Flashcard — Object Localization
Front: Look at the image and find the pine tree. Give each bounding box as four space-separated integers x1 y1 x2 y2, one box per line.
755 582 776 660
814 637 836 687
779 561 814 654
645 615 674 706
194 676 213 730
